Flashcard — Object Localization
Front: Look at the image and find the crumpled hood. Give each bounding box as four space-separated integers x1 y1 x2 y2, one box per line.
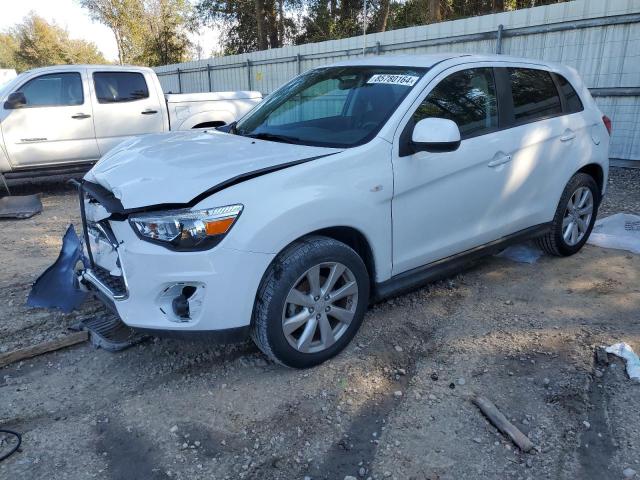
85 130 339 209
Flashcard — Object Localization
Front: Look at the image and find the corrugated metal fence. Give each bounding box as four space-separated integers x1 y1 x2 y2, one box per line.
155 0 640 161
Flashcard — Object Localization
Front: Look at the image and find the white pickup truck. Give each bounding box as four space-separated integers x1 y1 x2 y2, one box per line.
0 65 262 178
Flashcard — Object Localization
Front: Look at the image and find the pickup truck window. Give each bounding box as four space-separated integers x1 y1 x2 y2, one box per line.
93 72 149 103
16 72 83 107
236 66 427 148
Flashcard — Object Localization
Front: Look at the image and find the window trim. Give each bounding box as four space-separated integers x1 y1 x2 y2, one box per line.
13 72 84 109
550 72 585 115
92 71 150 104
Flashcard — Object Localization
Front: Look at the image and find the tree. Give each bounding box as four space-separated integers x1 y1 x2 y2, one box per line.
0 33 19 70
3 13 106 71
80 0 146 64
196 0 299 54
143 0 194 66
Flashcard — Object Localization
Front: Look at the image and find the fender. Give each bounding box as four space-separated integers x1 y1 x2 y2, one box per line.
174 109 236 130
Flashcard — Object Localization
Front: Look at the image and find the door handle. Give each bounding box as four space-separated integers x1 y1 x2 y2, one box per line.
72 113 91 119
488 154 512 168
141 109 158 115
560 132 576 142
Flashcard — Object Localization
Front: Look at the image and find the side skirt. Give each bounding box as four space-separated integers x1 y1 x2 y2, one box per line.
373 223 551 302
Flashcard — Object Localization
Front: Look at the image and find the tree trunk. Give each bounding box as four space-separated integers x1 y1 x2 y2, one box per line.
427 0 442 23
277 0 285 46
492 0 504 11
377 0 391 32
255 0 268 50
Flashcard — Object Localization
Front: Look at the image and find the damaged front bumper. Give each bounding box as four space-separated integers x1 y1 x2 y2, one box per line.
71 181 274 341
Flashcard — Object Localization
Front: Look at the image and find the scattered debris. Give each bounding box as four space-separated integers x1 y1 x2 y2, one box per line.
73 314 148 352
588 213 640 254
472 394 535 452
27 224 87 313
0 331 88 369
496 242 543 264
0 194 43 219
623 467 637 479
0 429 21 462
605 342 640 382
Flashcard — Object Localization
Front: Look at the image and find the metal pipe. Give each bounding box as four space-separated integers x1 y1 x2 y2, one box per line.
246 59 252 90
496 24 504 54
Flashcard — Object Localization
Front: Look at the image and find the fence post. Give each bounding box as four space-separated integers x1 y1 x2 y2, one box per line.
375 41 381 55
246 59 252 90
207 64 212 92
297 53 301 75
495 24 504 54
177 68 182 93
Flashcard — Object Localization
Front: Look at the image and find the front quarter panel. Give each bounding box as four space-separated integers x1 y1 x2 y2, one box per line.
198 138 395 282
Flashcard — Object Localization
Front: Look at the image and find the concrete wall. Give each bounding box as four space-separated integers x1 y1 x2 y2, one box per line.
155 0 640 161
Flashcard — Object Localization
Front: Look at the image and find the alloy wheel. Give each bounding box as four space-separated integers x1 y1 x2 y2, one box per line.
281 262 359 354
562 186 594 246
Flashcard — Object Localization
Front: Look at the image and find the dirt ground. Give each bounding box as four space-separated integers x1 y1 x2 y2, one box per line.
1 167 639 480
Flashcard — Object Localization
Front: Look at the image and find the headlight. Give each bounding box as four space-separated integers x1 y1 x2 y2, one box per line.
129 204 243 251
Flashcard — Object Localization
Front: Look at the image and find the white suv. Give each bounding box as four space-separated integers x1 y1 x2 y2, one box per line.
78 54 610 368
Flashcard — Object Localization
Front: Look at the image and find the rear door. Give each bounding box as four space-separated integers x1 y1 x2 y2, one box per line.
1 70 99 168
89 69 165 155
493 66 574 230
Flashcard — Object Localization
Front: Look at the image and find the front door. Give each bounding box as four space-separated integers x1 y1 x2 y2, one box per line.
391 66 514 275
1 70 99 168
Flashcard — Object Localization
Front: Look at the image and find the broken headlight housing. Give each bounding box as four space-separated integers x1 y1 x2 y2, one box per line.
129 204 243 251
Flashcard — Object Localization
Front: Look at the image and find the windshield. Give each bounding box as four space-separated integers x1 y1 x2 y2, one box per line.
236 66 427 148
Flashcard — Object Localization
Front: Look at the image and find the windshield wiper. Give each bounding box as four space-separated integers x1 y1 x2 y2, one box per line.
245 132 301 144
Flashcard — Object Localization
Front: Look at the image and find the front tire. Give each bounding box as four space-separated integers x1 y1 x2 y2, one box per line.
536 173 599 256
251 236 370 368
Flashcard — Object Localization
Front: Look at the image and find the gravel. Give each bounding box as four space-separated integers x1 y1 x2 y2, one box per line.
0 166 638 479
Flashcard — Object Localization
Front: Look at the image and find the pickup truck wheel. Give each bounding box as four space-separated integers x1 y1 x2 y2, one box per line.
536 173 599 256
251 236 369 368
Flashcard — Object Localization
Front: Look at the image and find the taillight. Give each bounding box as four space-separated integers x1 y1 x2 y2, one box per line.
602 115 612 136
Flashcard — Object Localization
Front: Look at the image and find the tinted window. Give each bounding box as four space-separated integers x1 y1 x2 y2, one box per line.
509 68 561 123
413 68 498 139
17 73 83 107
555 74 583 114
94 72 149 103
236 66 426 148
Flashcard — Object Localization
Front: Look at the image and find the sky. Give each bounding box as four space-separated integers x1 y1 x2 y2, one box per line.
0 0 221 63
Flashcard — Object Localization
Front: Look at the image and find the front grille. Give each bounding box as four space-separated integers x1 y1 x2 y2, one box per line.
92 265 127 297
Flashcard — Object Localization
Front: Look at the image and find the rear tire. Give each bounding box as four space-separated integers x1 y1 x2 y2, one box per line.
536 173 599 257
251 236 370 369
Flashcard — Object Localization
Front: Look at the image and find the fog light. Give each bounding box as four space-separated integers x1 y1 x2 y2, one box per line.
157 282 205 323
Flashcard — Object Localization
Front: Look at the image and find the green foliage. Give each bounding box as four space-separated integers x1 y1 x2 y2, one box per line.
0 13 106 72
195 0 573 55
81 0 194 66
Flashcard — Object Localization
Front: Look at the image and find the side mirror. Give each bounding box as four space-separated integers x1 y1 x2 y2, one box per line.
4 92 26 109
411 118 461 153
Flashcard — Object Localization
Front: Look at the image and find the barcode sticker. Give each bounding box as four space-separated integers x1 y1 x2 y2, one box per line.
367 74 419 86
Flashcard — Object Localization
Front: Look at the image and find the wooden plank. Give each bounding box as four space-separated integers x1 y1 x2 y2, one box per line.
472 394 535 452
0 331 88 369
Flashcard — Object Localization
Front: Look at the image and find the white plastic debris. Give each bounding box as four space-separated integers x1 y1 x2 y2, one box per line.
588 213 640 254
605 342 640 382
496 242 543 264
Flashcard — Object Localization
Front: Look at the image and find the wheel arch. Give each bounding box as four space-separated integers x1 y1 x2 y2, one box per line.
253 226 377 308
576 163 604 198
